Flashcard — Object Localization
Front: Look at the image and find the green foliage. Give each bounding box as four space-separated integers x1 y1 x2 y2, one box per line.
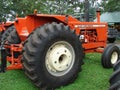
0 0 10 21
105 0 120 12
0 0 110 21
0 0 84 21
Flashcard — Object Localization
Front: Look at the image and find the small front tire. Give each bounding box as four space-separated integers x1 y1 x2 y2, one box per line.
101 44 120 68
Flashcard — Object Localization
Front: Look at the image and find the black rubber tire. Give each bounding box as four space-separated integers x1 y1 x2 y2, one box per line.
107 38 116 43
6 30 21 44
1 25 21 44
109 60 120 90
109 80 120 90
22 22 84 89
1 26 21 59
1 26 15 44
101 44 120 68
109 69 120 87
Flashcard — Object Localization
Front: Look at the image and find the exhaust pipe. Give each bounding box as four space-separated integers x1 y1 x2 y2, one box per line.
96 9 101 22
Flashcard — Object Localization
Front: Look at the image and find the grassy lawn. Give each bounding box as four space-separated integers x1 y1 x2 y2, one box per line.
0 53 113 90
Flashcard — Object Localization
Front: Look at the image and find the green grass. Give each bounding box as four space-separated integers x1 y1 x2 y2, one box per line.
0 53 113 90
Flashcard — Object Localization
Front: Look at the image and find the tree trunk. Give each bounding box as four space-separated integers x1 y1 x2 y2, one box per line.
84 0 89 22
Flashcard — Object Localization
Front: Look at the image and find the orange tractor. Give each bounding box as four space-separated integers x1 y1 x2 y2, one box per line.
0 10 120 89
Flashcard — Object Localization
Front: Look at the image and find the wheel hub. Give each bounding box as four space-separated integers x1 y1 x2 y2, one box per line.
45 41 75 76
111 51 118 64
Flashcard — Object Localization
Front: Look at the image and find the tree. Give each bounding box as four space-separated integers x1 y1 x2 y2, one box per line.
0 0 106 21
104 0 120 12
84 0 89 21
0 0 85 21
0 0 11 21
0 0 45 21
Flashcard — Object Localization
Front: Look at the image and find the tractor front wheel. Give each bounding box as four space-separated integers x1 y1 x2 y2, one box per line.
22 22 84 89
101 44 120 68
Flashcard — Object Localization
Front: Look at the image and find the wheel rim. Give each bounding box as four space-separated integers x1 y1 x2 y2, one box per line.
111 51 118 64
45 41 75 76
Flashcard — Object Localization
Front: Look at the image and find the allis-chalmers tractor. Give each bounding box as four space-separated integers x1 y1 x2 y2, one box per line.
0 10 120 89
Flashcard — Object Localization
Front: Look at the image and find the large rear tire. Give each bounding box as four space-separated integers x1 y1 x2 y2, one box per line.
109 60 120 90
1 26 14 43
101 44 120 68
22 22 84 89
1 26 21 59
1 25 20 44
6 30 21 44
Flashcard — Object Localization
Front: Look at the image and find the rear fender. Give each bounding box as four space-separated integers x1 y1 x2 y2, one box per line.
14 14 71 41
